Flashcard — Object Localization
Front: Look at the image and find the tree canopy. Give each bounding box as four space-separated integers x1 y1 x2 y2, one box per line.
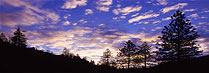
155 10 202 62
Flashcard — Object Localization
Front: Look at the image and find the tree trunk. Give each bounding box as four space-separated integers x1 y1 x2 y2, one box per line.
107 58 109 66
128 57 130 69
144 54 147 68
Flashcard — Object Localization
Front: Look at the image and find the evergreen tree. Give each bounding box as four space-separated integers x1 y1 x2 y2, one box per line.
0 33 8 43
119 40 137 69
116 52 126 69
156 10 202 62
11 27 27 47
136 42 152 68
62 47 70 56
100 49 112 66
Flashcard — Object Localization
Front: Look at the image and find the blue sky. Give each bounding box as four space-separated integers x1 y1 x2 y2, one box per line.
0 0 209 62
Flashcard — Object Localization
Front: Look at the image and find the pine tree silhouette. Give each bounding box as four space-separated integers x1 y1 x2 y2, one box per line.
118 40 137 69
137 42 152 68
11 27 27 48
0 33 8 43
62 47 70 56
100 48 113 66
100 49 111 66
156 10 202 62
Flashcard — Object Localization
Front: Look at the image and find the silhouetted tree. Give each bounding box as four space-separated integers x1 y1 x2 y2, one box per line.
156 10 202 62
118 40 137 69
90 60 95 65
100 49 113 66
116 52 126 69
62 47 70 56
0 33 8 43
11 27 27 47
136 42 152 68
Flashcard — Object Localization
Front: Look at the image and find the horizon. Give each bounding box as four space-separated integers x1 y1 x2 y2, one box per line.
0 0 209 63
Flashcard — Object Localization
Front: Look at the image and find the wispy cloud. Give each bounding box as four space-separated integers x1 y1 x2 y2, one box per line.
99 24 106 27
162 17 171 21
161 3 188 13
112 6 142 15
157 0 168 5
128 11 160 23
199 22 209 25
153 0 168 5
0 0 59 27
96 0 112 12
61 0 87 9
197 38 209 54
85 9 93 15
138 20 161 25
63 21 71 25
183 9 196 12
28 26 160 62
188 13 199 18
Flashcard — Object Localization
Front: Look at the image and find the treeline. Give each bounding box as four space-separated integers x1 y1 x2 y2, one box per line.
0 28 115 73
0 10 207 73
98 10 202 69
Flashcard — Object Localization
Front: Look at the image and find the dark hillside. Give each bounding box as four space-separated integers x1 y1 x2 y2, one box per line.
0 43 97 73
148 55 209 73
1 42 208 73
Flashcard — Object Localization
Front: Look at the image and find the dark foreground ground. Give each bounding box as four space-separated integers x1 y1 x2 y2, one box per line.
1 43 209 73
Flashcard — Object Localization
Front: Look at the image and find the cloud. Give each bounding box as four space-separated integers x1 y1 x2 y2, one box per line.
112 16 126 21
138 21 150 24
0 0 59 27
28 27 119 62
161 3 188 13
112 6 142 15
152 0 168 5
61 0 87 9
199 22 209 25
78 19 88 24
63 14 71 19
85 9 93 15
140 35 160 42
40 25 58 29
157 0 168 5
188 13 199 18
131 13 139 17
128 11 160 23
96 6 110 12
28 27 92 50
65 19 87 26
63 21 71 25
138 20 161 25
99 24 106 27
25 31 43 39
183 9 196 12
201 10 209 13
197 38 209 54
96 0 112 6
162 17 171 21
152 27 162 32
0 10 43 27
96 0 112 12
28 26 160 62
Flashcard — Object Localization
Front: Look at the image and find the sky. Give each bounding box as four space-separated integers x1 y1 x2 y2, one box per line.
0 0 209 63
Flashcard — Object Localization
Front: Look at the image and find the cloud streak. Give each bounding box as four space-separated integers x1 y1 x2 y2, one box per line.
28 26 160 62
96 0 112 12
113 6 142 15
62 0 87 9
161 3 188 13
129 13 160 23
0 0 59 27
